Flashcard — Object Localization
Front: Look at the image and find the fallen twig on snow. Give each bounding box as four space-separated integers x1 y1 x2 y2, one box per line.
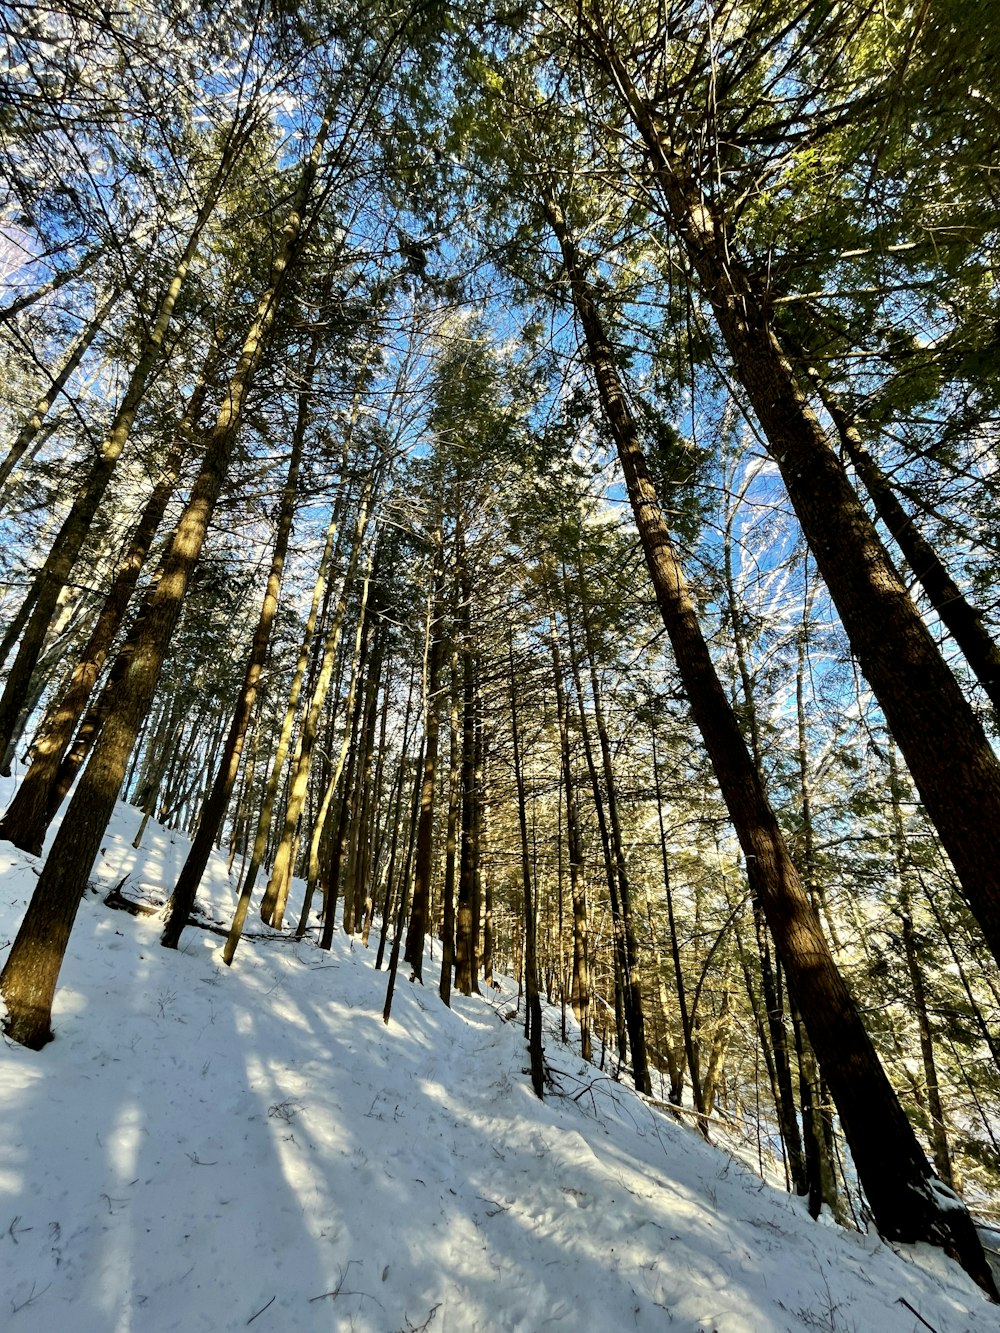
895 1298 938 1332
246 1294 275 1324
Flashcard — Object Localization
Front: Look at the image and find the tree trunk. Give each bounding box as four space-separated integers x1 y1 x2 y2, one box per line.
544 579 591 1061
0 121 324 1048
373 668 417 970
260 483 377 929
454 533 479 995
0 581 39 675
0 286 118 500
562 573 628 1064
812 376 1000 718
793 1005 842 1220
360 665 392 948
652 731 703 1115
510 633 545 1099
349 631 383 942
0 130 243 758
0 580 84 774
161 342 313 947
476 711 490 989
221 467 351 964
319 574 378 946
439 630 460 1007
890 746 956 1189
383 736 425 1025
576 556 651 1094
403 537 444 980
545 191 997 1293
592 36 1000 970
0 350 218 852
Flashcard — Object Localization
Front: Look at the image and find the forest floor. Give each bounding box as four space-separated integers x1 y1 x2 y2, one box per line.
0 775 997 1332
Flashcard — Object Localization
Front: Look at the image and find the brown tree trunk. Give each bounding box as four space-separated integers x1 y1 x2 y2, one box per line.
374 668 419 970
588 33 1000 970
544 578 591 1061
222 475 350 963
509 633 545 1099
161 342 313 947
0 582 39 675
652 731 703 1116
756 904 808 1191
475 710 490 989
0 350 219 852
793 580 843 1214
890 746 956 1189
319 575 378 946
0 582 84 774
454 532 479 996
403 550 445 982
260 483 377 929
360 666 392 948
324 663 366 938
792 1006 841 1220
0 122 324 1050
349 630 384 942
794 567 843 949
838 403 1000 717
575 555 651 1094
562 573 628 1064
787 364 1000 719
439 628 460 1007
546 191 996 1293
383 736 425 1024
0 131 242 758
0 287 118 501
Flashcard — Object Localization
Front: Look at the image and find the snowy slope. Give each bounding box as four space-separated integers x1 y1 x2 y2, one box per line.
0 782 997 1332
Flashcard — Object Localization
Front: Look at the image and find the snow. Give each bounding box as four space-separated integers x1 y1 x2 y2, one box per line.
0 779 997 1331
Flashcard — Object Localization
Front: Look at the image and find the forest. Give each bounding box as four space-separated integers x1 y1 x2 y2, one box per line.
1 0 999 1305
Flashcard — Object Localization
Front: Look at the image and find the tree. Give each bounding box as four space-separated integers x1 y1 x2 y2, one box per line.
1 105 332 1048
542 188 995 1291
559 0 1000 971
159 334 316 946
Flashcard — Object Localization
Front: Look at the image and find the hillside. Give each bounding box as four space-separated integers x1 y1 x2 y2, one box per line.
0 782 997 1333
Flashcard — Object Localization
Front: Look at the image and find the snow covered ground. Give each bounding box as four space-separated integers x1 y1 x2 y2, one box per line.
0 778 997 1331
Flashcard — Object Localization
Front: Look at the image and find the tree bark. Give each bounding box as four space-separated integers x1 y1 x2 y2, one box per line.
544 578 591 1061
374 667 418 970
439 628 460 1007
0 286 118 501
161 343 313 947
510 633 545 1099
319 570 379 946
0 130 242 758
383 736 425 1025
348 624 384 941
587 30 1000 970
0 120 325 1049
454 529 479 996
562 570 628 1064
575 555 651 1094
545 191 997 1293
475 710 490 989
403 533 445 980
221 469 350 964
0 349 219 852
652 730 703 1116
890 745 956 1189
829 396 1000 718
260 480 377 930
